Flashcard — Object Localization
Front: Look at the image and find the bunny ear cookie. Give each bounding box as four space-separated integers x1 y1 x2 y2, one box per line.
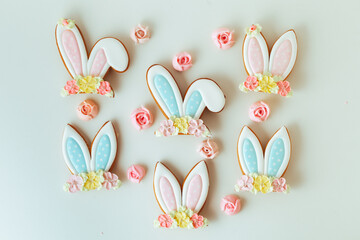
56 18 129 98
240 24 297 97
235 126 291 194
147 64 225 138
153 161 209 229
62 121 121 193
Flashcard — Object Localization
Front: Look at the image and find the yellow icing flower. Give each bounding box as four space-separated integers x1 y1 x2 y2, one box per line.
173 117 189 134
83 172 101 190
174 211 191 228
254 175 271 193
258 75 278 93
77 76 100 94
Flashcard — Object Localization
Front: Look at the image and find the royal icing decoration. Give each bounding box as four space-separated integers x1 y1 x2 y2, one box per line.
153 161 209 229
147 65 225 137
62 121 121 193
56 18 129 97
235 126 291 194
239 24 297 97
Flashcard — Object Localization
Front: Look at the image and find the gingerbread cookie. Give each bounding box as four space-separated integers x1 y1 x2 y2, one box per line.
147 64 225 137
56 18 129 97
153 161 209 229
239 24 297 97
62 121 121 193
235 126 291 194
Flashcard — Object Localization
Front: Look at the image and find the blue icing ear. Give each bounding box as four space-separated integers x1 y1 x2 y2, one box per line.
95 135 111 171
243 139 258 173
154 74 180 117
185 90 202 117
267 139 285 176
66 137 87 173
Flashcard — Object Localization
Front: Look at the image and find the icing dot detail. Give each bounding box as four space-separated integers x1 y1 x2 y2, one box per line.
243 139 258 173
185 90 202 117
154 74 180 117
66 137 87 173
95 135 111 171
267 138 285 176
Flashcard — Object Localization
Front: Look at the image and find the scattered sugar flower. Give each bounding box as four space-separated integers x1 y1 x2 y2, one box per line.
172 52 192 71
131 107 153 131
212 28 235 49
220 195 241 215
198 139 219 159
127 165 146 183
248 101 270 122
130 24 151 44
77 100 98 121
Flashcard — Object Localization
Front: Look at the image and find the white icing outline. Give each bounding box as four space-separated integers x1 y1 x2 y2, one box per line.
269 30 297 79
264 126 291 178
182 161 209 213
243 29 297 80
153 161 209 214
62 124 91 174
62 121 117 175
147 65 225 119
237 126 264 175
90 121 117 172
56 22 129 79
237 126 291 177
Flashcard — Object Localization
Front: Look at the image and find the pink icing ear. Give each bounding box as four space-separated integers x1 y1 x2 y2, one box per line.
248 38 264 74
62 30 83 76
89 48 107 76
159 177 177 212
186 174 203 210
270 39 292 76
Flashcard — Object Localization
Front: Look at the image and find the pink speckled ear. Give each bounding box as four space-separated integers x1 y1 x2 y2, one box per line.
89 48 106 77
269 30 297 80
182 161 209 213
61 30 84 76
153 162 181 213
243 33 269 76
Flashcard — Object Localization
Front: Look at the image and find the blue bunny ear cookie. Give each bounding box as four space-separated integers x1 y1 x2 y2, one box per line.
146 64 225 138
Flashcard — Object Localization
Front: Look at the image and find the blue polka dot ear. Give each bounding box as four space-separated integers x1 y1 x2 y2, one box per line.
235 126 291 194
62 121 121 193
147 64 226 138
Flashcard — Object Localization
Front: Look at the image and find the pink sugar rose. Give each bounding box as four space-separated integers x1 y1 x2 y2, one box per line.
77 100 98 121
127 165 146 183
212 28 235 49
249 101 270 122
190 213 204 229
159 120 176 137
130 106 153 131
97 81 112 95
277 80 291 97
244 76 259 90
249 24 257 31
130 24 150 44
66 175 83 193
272 177 287 192
64 80 79 95
102 172 119 190
237 175 254 191
158 214 173 228
220 195 241 215
188 119 206 137
198 139 218 159
172 52 192 71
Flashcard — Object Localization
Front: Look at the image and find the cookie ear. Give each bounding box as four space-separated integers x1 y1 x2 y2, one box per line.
183 79 225 119
237 126 264 175
147 65 183 118
264 126 291 177
153 162 182 213
269 30 297 80
182 161 209 213
62 124 91 174
243 33 269 76
56 22 88 78
90 121 117 172
87 38 129 78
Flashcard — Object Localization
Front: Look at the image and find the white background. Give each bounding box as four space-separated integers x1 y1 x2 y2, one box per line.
1 0 359 239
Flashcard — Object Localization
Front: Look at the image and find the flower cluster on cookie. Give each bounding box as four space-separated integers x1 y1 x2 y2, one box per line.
155 116 211 137
61 76 114 97
234 174 290 194
64 170 121 193
239 73 292 97
154 206 208 229
57 18 75 29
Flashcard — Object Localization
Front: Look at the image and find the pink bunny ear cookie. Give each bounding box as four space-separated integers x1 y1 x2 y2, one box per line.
147 64 226 138
235 126 291 194
239 24 297 97
56 18 130 98
153 161 209 229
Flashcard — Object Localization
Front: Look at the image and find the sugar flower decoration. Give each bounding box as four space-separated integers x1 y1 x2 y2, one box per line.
198 139 219 159
131 106 153 131
130 24 151 44
127 165 146 183
245 24 262 37
212 28 235 49
77 100 98 121
220 195 241 215
172 52 192 72
249 101 270 122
